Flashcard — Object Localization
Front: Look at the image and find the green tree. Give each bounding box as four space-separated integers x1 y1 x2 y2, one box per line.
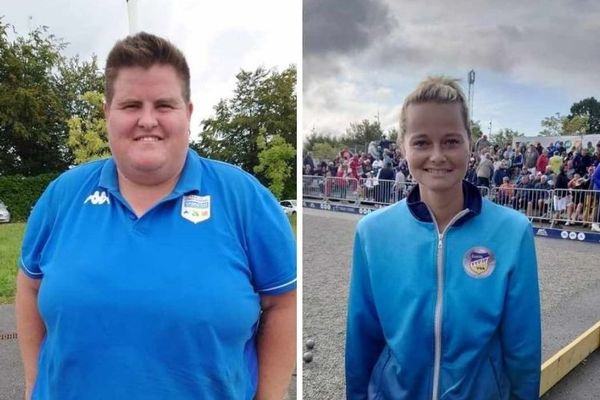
56 55 104 121
386 127 399 144
470 120 483 142
305 118 390 160
0 19 103 175
569 97 600 134
343 119 383 149
539 113 563 137
491 128 524 147
253 130 295 199
193 65 297 198
0 21 67 175
539 112 589 136
311 142 338 161
192 100 235 162
67 91 110 164
304 129 343 152
563 114 589 135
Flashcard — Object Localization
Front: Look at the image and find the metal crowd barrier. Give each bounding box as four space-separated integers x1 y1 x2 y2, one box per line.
357 178 417 205
303 175 600 230
302 175 360 203
303 176 487 206
477 186 490 198
489 187 554 223
302 175 325 199
487 187 599 227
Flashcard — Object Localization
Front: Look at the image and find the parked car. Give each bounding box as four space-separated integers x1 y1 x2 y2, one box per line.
280 199 297 216
0 200 10 223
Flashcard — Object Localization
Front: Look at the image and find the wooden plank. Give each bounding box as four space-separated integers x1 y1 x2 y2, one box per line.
539 320 600 395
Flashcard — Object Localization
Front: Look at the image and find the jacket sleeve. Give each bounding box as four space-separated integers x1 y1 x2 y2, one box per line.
500 222 541 399
593 166 600 190
345 228 386 400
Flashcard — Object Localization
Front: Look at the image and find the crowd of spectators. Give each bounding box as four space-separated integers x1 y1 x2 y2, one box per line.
304 135 600 231
468 136 600 188
469 136 600 230
303 135 411 203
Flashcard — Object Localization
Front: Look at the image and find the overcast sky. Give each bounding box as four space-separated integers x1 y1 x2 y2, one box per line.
304 0 600 139
2 0 299 139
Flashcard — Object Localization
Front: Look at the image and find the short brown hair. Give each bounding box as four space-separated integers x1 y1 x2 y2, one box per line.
104 32 190 104
399 76 471 144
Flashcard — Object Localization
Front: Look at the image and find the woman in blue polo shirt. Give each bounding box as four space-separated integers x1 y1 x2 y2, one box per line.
345 77 541 399
16 33 296 400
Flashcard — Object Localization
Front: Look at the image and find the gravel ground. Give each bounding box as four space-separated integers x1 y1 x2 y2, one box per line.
302 208 600 399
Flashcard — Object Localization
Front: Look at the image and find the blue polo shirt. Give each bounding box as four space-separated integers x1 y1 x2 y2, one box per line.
20 149 296 400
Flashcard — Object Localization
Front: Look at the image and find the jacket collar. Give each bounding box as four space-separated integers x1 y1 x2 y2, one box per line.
406 180 482 227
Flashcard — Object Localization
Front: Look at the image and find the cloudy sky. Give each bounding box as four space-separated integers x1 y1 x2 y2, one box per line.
2 0 299 139
304 0 600 139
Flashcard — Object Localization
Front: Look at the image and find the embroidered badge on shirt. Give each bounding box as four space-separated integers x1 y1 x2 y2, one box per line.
181 195 211 224
463 247 495 279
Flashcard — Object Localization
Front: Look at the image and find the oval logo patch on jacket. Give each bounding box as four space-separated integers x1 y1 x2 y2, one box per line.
463 247 495 278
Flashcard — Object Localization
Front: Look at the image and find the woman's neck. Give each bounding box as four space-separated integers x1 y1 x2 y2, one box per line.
420 187 465 233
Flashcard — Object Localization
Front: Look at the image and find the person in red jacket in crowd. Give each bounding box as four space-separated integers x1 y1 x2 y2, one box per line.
348 153 361 192
536 149 549 173
349 153 361 180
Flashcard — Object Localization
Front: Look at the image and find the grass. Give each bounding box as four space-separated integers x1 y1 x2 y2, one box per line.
289 213 297 236
0 223 25 304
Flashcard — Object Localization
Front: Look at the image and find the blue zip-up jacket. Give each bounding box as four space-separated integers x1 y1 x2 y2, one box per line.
346 181 541 400
592 165 600 190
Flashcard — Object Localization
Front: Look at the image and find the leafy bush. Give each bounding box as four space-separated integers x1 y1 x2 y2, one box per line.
0 173 59 222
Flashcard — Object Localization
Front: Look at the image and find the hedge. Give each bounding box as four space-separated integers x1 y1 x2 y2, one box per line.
0 173 60 222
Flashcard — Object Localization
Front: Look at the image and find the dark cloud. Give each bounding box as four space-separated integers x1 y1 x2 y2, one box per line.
304 1 600 136
303 53 342 89
303 0 394 56
306 0 600 92
373 23 520 74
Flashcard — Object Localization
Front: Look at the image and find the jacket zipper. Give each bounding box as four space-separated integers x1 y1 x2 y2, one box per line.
430 209 469 400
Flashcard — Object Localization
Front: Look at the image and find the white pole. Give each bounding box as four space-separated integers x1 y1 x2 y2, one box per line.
127 0 138 34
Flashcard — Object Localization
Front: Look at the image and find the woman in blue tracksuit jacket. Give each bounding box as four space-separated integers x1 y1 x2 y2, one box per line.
592 164 600 232
346 77 541 400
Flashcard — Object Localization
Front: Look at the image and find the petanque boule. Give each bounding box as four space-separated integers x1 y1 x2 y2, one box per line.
303 352 313 363
306 339 315 349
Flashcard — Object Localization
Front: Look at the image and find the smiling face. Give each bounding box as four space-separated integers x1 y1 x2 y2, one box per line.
402 102 470 204
105 64 192 186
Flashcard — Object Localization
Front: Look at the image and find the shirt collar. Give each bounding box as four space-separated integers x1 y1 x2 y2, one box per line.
406 180 482 226
98 148 202 196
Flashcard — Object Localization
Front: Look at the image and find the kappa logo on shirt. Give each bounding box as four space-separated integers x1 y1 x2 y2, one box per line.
84 191 110 205
181 195 210 224
462 247 496 279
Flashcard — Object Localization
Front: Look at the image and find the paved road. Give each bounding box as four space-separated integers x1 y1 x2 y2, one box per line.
0 304 22 400
303 208 600 399
542 350 600 399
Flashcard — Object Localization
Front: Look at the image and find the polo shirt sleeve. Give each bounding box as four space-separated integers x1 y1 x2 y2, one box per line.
245 184 296 296
19 180 58 279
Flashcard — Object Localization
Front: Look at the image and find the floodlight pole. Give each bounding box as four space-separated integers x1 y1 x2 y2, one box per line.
468 70 475 123
126 0 138 34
